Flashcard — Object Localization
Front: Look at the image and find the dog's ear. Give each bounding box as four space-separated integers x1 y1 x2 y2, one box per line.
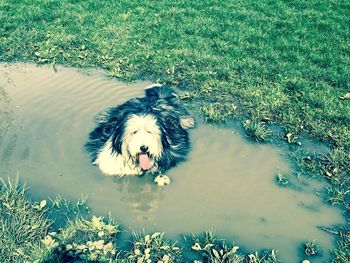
111 121 125 155
106 99 141 155
108 106 131 155
160 126 170 149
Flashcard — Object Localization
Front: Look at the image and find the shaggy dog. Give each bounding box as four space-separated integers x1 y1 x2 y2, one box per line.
85 85 195 176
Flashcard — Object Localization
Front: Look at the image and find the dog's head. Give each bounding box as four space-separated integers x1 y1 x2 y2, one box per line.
102 85 194 174
122 114 163 171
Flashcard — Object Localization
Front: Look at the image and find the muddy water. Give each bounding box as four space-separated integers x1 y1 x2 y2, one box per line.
0 63 344 262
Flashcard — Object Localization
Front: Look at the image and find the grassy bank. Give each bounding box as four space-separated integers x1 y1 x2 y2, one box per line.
1 0 349 261
0 179 279 262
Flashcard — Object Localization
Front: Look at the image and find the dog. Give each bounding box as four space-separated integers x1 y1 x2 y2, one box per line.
85 85 195 176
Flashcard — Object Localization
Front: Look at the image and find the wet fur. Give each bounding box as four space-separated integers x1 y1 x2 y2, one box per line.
85 85 194 176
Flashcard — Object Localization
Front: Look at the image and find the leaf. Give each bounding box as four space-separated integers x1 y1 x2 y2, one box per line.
15 248 24 256
105 224 117 234
212 248 220 259
230 246 239 254
40 200 47 209
339 92 350 100
204 243 214 250
91 216 103 230
151 232 162 239
191 243 202 251
42 235 53 247
77 244 87 250
160 245 169 250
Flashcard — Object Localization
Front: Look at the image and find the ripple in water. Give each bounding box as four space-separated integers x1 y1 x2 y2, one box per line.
0 63 344 262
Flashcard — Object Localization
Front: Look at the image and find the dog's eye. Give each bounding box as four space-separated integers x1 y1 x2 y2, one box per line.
132 131 138 134
147 131 152 134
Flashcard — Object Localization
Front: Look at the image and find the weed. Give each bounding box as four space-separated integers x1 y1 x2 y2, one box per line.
188 230 244 263
245 250 279 263
325 187 350 206
0 178 51 262
303 240 321 257
201 102 235 122
126 231 182 262
331 227 350 263
48 194 90 228
54 215 119 261
187 230 279 263
243 119 271 142
275 172 289 187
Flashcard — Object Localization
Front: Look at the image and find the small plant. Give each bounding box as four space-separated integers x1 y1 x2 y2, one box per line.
48 194 90 228
54 215 119 261
285 132 301 145
325 187 350 206
245 250 278 263
201 103 234 122
127 231 182 262
303 240 320 256
189 230 244 263
275 172 289 187
0 178 51 262
243 119 271 142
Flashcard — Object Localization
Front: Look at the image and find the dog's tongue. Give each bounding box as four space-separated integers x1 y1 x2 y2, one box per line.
139 153 151 170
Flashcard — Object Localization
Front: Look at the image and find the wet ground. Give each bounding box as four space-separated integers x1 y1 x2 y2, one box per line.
0 63 344 262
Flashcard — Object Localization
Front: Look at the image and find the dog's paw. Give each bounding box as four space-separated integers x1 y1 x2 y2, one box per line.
154 175 171 186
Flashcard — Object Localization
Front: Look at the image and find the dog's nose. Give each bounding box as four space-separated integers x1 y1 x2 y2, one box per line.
140 145 148 153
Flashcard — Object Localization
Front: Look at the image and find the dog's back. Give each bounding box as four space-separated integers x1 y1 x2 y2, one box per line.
145 85 176 100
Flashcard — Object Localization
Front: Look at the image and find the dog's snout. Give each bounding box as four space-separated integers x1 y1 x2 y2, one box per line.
140 145 148 153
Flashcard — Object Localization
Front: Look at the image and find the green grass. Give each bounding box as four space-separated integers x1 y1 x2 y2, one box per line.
0 178 52 262
1 0 350 261
243 119 271 142
303 240 321 257
186 230 277 263
0 179 281 262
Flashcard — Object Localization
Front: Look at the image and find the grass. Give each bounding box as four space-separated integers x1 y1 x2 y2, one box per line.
303 240 321 257
0 0 349 261
126 231 182 262
186 230 278 263
0 179 282 262
0 178 51 262
243 119 271 142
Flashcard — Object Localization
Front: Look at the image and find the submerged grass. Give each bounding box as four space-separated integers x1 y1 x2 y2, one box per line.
1 0 350 261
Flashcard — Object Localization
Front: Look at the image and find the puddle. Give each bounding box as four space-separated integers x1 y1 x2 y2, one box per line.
0 63 344 262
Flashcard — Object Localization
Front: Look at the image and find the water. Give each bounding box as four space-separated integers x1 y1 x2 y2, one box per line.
0 63 344 262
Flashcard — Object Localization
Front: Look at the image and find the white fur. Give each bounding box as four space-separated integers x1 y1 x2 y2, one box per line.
122 114 163 159
94 114 163 176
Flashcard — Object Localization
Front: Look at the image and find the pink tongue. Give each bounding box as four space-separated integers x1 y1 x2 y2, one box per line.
139 154 151 170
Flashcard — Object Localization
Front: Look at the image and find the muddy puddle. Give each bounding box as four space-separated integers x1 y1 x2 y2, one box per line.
0 63 344 262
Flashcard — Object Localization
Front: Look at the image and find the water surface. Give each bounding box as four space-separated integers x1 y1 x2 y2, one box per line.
0 63 344 262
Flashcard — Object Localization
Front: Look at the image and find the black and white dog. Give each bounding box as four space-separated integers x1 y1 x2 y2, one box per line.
85 85 194 176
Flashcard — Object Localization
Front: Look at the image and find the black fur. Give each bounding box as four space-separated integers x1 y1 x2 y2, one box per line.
85 85 194 174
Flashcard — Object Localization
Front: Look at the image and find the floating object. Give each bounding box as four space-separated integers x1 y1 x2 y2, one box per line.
154 175 171 186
